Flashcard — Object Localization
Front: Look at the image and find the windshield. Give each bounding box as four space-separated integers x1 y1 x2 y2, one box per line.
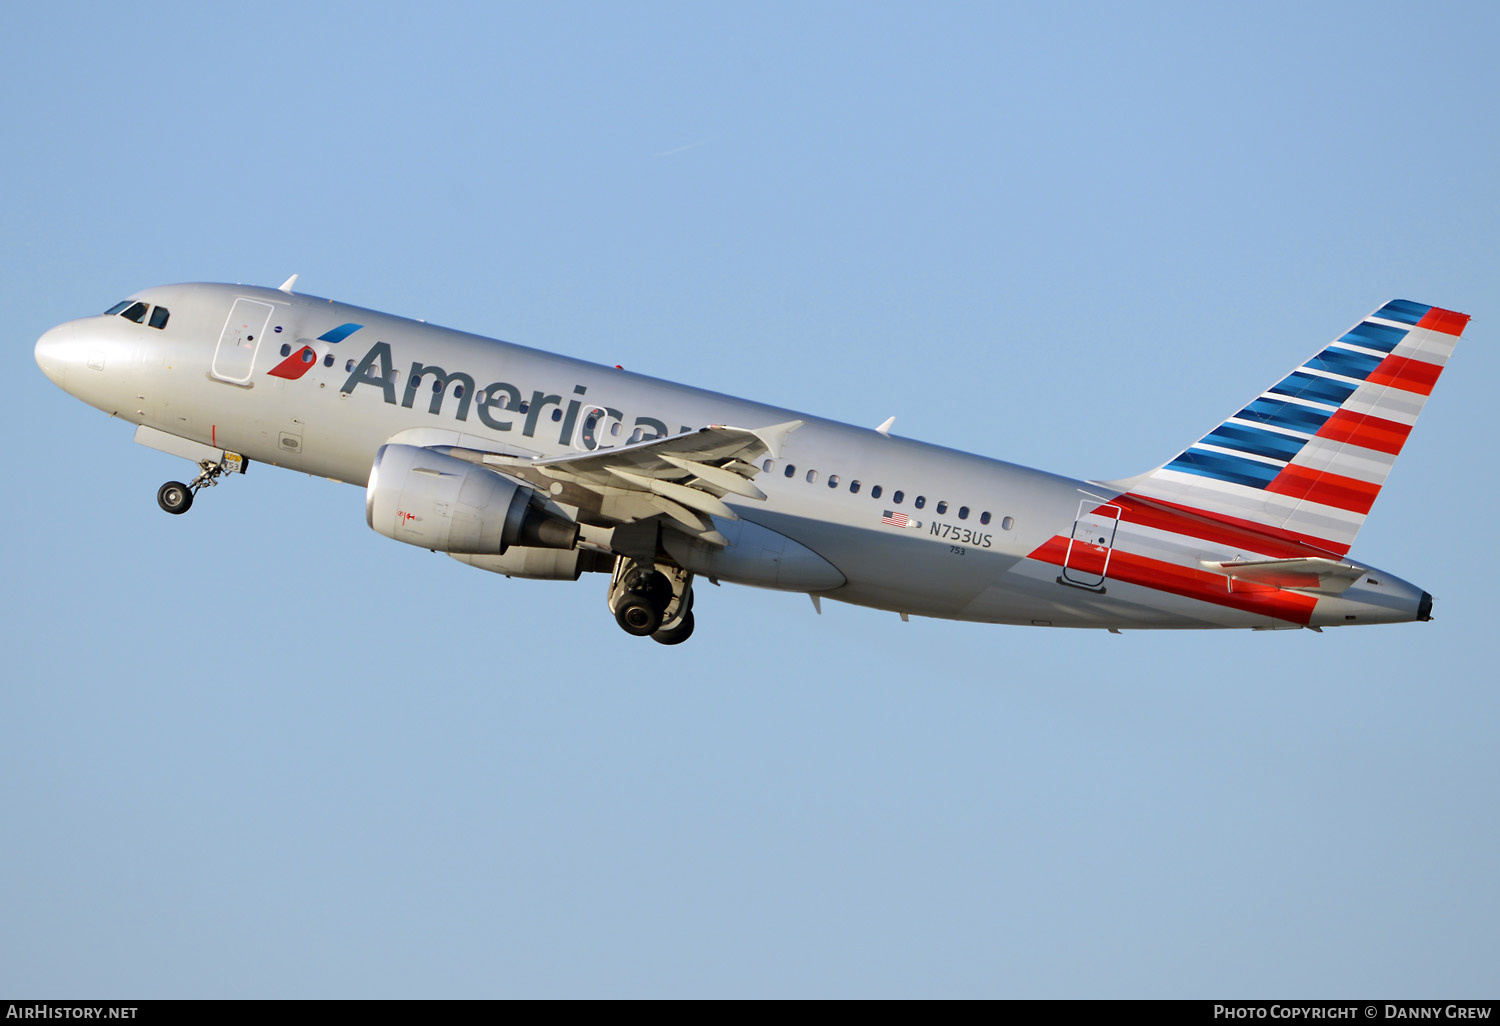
102 299 168 329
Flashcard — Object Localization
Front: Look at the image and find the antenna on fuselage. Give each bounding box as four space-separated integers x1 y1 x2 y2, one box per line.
875 416 896 436
278 274 299 294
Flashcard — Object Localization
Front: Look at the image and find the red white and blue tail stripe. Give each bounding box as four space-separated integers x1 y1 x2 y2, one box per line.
1116 300 1469 556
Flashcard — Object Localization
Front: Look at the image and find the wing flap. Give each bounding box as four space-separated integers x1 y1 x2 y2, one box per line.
435 421 799 546
658 455 767 500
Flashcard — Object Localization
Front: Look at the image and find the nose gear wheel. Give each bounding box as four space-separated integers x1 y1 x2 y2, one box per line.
155 458 232 515
157 481 193 514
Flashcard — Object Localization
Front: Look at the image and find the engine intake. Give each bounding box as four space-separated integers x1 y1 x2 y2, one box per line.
366 443 578 554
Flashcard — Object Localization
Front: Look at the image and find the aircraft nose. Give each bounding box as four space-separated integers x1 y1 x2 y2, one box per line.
35 321 77 387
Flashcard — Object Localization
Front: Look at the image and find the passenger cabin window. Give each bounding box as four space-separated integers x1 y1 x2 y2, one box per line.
980 512 992 525
120 301 148 323
959 506 970 520
871 485 883 499
828 475 840 488
936 501 948 514
763 459 774 473
1002 516 1014 530
892 490 904 504
806 469 818 484
914 495 926 509
850 480 861 494
784 464 796 478
148 306 169 330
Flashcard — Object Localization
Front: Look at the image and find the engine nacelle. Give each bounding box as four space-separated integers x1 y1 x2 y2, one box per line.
450 547 613 581
366 444 578 554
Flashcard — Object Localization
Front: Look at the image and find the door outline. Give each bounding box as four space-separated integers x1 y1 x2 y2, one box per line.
211 298 275 384
1061 500 1121 590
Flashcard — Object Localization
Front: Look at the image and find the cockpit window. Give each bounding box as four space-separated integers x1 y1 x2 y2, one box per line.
148 306 169 330
119 301 149 323
104 300 132 315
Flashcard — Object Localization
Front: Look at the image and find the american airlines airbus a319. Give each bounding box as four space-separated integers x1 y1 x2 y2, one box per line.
35 277 1468 645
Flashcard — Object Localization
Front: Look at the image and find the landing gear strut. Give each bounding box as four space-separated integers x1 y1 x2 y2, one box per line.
156 456 238 515
608 557 695 645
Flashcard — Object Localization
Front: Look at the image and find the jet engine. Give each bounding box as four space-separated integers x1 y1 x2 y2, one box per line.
366 444 578 554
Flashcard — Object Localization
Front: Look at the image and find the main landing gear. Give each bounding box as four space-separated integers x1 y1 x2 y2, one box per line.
156 456 241 515
608 557 696 645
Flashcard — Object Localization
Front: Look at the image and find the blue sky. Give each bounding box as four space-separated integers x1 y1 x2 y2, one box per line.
2 0 1496 997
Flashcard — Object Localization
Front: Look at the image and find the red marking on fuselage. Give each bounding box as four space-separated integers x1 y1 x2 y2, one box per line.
267 346 317 380
1028 534 1318 625
1028 490 1343 623
1032 537 1314 624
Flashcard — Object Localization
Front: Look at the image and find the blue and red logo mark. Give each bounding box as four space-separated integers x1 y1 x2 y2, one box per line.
267 322 364 380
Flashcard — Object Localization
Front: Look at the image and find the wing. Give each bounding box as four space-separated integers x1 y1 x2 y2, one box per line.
437 420 803 546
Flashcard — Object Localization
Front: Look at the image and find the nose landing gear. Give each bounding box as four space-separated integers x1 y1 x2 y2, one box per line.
156 454 245 515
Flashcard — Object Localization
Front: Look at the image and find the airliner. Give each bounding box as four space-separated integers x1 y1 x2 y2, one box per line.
34 277 1468 644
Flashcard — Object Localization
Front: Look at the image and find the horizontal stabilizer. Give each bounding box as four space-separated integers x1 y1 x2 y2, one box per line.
1200 557 1366 595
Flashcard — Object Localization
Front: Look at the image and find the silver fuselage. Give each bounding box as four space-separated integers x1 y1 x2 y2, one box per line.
35 283 1430 630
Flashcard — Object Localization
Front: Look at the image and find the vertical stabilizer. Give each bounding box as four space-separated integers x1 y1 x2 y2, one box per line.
1115 301 1469 555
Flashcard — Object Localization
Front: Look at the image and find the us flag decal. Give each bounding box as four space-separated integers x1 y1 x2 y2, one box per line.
881 510 910 528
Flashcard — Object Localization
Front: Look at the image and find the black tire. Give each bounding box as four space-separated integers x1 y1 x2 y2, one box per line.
651 610 695 646
615 595 662 637
157 481 193 515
